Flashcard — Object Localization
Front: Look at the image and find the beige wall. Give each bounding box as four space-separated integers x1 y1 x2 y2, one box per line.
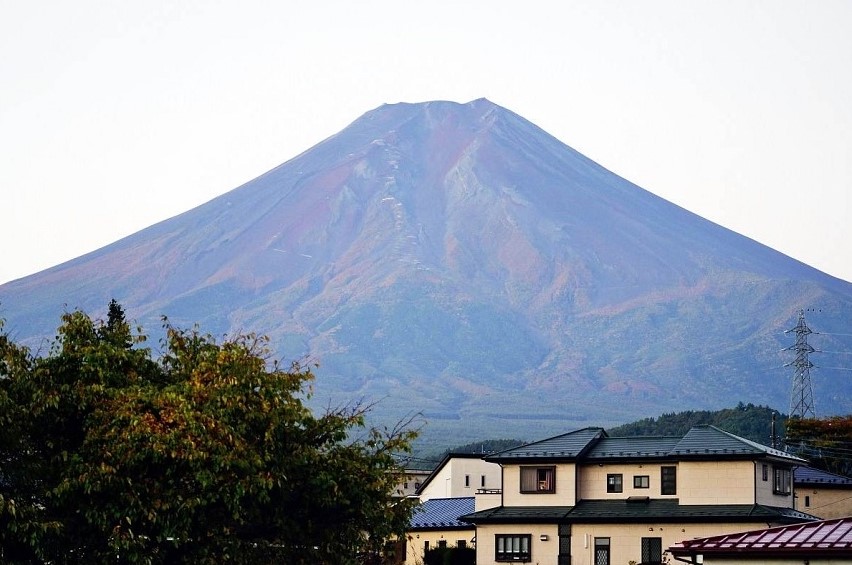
576 460 797 505
473 521 777 565
678 460 757 504
570 522 773 565
502 463 576 507
475 490 502 511
474 523 560 565
419 458 501 501
577 462 677 500
404 529 474 565
795 486 852 519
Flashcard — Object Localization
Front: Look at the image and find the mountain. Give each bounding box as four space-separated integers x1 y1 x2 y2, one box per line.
2 99 851 446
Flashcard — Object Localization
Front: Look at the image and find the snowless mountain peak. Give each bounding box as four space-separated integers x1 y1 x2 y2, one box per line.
1 99 851 443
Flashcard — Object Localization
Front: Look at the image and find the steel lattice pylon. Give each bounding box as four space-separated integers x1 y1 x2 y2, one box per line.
784 310 816 419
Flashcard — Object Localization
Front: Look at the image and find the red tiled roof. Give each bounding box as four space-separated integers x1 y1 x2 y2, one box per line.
669 517 852 557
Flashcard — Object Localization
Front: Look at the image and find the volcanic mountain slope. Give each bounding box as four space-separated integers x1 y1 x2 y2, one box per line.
2 99 851 444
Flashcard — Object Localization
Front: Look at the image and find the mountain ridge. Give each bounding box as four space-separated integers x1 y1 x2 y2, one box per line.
2 99 850 445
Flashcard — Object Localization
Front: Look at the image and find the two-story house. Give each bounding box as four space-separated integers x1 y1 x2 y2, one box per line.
417 452 503 501
397 453 502 563
460 425 815 565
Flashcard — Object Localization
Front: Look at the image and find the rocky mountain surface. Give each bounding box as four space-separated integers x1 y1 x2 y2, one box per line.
3 99 850 445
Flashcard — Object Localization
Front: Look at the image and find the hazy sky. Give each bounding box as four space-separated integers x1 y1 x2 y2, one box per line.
2 0 850 285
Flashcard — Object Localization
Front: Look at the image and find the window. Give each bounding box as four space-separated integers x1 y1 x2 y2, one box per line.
634 475 650 489
481 474 486 488
457 539 467 549
607 473 623 493
438 540 447 549
661 466 677 495
424 540 429 553
465 474 470 488
521 466 555 493
762 464 768 481
774 467 792 495
805 495 811 507
641 537 662 563
594 537 610 565
496 534 531 562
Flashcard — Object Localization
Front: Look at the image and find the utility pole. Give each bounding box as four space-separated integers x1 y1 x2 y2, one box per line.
784 310 816 419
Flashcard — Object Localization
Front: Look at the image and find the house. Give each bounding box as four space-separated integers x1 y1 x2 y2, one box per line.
461 425 817 565
401 496 475 565
794 466 852 519
668 516 852 563
393 454 500 564
416 453 502 502
395 468 432 498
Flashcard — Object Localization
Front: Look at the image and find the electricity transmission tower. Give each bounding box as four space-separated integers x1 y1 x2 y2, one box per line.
784 310 816 419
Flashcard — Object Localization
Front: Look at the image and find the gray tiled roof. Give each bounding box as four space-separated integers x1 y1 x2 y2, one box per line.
489 425 806 464
486 427 605 462
459 505 574 523
585 436 681 460
670 426 805 463
565 499 817 524
795 466 852 486
461 499 818 525
410 497 475 530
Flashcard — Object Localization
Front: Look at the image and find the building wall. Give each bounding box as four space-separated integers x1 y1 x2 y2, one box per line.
396 470 431 498
502 463 576 507
419 458 501 501
577 462 677 500
474 490 502 511
474 523 560 565
752 460 796 507
404 529 474 565
795 486 852 519
473 521 776 565
569 522 776 565
678 460 756 504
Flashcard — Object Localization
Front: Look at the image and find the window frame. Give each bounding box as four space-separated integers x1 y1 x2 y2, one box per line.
773 466 792 495
661 466 677 495
633 475 650 489
495 534 532 562
594 537 611 565
520 466 556 494
606 473 623 493
641 536 663 564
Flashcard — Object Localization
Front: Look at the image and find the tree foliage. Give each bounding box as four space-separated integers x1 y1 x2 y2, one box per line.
0 305 418 563
785 415 852 476
608 402 786 445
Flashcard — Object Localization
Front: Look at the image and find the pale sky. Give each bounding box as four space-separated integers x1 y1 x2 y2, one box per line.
2 0 850 285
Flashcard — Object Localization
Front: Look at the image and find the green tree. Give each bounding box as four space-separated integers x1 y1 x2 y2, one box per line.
0 305 418 563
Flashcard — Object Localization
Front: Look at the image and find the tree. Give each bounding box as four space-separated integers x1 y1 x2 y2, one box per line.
0 304 418 563
785 416 852 476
